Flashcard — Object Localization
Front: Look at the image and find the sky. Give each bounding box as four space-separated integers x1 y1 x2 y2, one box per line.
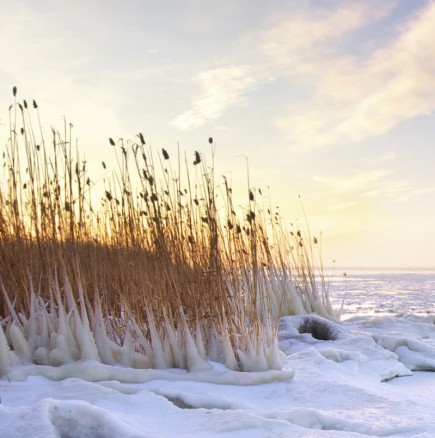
1 0 435 268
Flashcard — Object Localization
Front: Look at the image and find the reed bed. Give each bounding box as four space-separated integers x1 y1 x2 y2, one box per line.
0 88 336 374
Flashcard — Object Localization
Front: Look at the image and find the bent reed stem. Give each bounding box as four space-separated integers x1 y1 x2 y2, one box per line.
0 88 336 374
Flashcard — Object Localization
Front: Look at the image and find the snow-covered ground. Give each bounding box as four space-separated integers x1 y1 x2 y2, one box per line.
2 269 435 437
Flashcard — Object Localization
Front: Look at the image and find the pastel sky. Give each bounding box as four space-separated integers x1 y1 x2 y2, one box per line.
1 0 435 268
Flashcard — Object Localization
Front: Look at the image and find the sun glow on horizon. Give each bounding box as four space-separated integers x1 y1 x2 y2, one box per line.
1 0 435 268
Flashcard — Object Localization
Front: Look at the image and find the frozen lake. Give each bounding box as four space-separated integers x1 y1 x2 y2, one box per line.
1 269 435 437
327 268 435 318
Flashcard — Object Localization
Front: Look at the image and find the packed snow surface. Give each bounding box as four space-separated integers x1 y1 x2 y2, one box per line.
1 268 435 437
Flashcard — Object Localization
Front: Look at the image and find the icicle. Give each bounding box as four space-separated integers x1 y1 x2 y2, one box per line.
162 333 176 368
164 314 184 368
9 324 32 363
0 280 23 332
263 322 283 370
195 320 207 360
0 322 19 376
64 277 100 362
206 324 221 363
93 296 119 365
221 331 240 371
180 309 211 372
32 309 50 351
53 273 77 350
237 335 269 372
285 279 307 316
146 310 167 368
118 323 152 369
75 270 101 361
127 310 154 361
266 337 284 370
120 330 133 367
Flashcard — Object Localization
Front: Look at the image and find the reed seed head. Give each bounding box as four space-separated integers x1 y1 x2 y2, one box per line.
247 210 255 223
0 92 335 373
193 151 201 165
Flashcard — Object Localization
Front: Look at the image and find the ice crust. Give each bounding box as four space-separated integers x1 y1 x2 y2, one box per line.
3 312 435 384
278 313 435 380
3 269 435 437
0 282 284 374
2 311 435 438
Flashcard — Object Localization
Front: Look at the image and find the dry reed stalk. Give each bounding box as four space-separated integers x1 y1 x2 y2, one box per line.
0 89 336 374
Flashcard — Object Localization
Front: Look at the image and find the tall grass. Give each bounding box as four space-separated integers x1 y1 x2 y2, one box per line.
0 88 336 374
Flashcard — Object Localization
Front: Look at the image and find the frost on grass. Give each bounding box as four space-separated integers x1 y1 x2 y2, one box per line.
0 283 291 379
0 89 336 376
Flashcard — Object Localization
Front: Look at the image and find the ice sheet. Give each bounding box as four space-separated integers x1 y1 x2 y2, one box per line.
2 271 435 437
2 311 435 437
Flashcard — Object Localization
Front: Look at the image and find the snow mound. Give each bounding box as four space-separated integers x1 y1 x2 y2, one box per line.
357 313 435 372
3 312 435 437
47 398 148 438
4 360 294 386
279 313 435 381
278 315 412 381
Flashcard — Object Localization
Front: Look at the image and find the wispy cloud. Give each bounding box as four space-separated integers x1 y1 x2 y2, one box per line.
260 2 394 70
314 170 392 194
272 2 435 149
173 1 435 154
171 65 258 130
361 184 435 201
171 2 395 132
314 168 434 208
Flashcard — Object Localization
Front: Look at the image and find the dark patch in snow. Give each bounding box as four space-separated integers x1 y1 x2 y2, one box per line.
152 390 234 410
279 315 343 343
298 318 338 341
164 396 196 409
